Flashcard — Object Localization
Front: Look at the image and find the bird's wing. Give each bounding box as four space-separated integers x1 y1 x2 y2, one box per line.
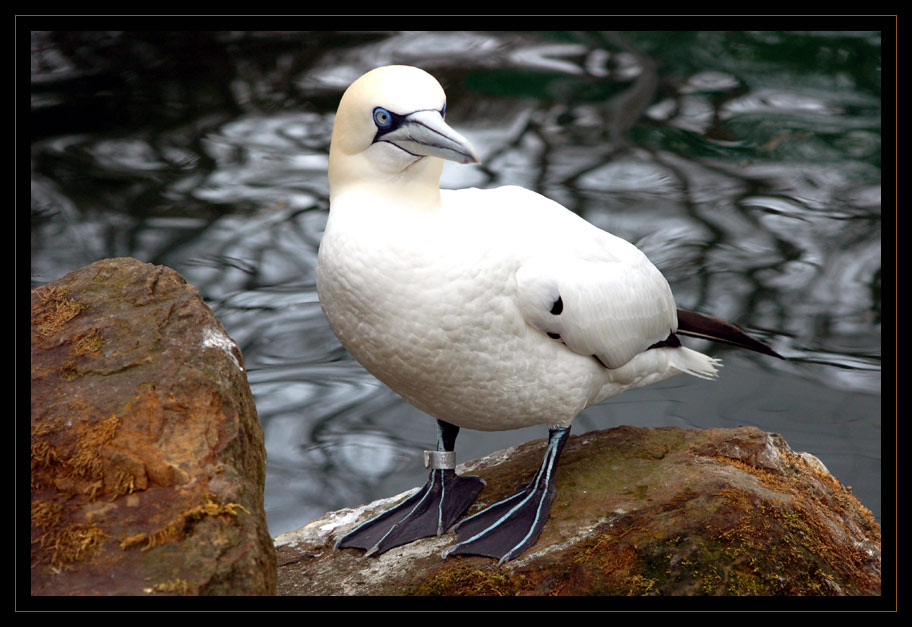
515 250 677 370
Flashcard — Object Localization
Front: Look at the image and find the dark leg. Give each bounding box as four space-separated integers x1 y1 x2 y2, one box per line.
444 425 570 564
336 419 485 557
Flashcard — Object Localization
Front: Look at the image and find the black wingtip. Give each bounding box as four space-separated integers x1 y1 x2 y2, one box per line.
676 309 785 360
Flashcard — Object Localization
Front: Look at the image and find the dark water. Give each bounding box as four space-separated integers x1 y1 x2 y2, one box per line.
29 30 883 537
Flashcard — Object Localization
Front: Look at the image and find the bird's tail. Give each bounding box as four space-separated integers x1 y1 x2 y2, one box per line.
672 347 722 380
676 309 784 360
594 309 781 404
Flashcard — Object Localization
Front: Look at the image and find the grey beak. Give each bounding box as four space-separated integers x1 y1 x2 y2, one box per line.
379 110 481 165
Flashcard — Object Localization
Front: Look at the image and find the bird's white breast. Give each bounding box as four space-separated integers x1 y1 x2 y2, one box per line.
317 186 625 431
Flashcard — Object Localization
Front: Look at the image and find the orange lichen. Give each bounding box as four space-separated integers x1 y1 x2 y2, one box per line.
32 516 109 571
71 328 106 355
31 285 88 344
415 566 531 596
69 415 120 481
147 579 195 595
119 494 250 552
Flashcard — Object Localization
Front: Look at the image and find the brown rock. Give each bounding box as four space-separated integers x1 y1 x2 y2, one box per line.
30 257 275 595
275 426 880 596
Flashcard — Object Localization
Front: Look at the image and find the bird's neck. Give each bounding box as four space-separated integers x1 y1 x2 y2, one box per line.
330 160 445 213
332 179 444 214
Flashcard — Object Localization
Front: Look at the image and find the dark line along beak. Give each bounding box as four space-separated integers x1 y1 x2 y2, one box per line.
378 110 481 165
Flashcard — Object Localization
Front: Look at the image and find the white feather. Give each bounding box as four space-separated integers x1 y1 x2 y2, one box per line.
318 66 722 433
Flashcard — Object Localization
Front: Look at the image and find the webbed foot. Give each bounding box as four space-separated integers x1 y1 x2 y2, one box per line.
336 468 485 556
336 419 484 557
444 425 570 564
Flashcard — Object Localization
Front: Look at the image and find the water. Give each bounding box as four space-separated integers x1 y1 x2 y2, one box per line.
29 30 883 538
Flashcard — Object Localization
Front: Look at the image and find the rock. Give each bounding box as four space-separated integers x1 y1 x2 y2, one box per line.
30 257 275 596
275 426 880 596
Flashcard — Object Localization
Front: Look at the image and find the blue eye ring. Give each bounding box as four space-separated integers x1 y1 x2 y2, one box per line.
441 103 446 118
373 107 392 128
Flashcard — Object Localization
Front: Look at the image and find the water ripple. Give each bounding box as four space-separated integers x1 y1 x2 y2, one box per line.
29 30 883 534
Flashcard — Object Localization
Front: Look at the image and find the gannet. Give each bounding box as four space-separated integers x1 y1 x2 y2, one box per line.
317 65 783 564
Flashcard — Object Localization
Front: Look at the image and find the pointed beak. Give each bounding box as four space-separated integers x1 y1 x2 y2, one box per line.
380 110 481 165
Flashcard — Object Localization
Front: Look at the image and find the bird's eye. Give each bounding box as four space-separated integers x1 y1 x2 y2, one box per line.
373 107 392 127
441 103 447 118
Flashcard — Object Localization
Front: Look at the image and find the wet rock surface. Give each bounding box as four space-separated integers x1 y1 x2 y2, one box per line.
30 257 275 596
276 425 880 596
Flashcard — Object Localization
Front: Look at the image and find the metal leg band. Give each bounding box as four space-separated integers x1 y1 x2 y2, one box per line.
424 450 456 470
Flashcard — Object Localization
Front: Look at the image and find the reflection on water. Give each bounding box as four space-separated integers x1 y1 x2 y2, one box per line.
29 30 883 536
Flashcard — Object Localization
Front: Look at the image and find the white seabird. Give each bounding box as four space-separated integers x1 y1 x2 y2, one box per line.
317 65 783 564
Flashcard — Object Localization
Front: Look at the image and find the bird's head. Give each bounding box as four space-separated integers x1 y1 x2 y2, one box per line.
328 65 480 199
